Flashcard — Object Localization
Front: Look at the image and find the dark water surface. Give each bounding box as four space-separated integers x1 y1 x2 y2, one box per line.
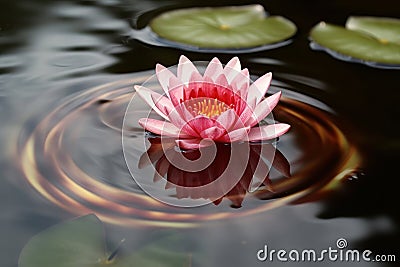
1 0 399 266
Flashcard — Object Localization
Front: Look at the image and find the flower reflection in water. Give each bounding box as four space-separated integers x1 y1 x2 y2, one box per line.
16 75 361 227
139 137 290 208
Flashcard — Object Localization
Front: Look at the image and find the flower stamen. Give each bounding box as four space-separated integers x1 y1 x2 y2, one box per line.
184 97 231 118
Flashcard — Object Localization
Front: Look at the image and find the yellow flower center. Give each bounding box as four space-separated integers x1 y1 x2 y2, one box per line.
185 97 232 118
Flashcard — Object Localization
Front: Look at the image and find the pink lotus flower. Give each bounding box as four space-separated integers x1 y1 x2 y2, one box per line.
135 56 290 149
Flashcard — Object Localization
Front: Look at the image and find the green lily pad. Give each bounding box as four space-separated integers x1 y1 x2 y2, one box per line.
310 17 400 66
19 214 187 267
149 5 297 49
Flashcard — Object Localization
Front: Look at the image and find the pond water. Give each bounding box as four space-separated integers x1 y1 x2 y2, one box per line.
1 0 399 266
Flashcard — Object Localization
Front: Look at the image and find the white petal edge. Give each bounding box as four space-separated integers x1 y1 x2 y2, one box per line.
247 72 272 106
224 57 241 83
156 64 177 97
246 91 281 127
247 123 290 141
134 85 170 121
204 57 224 81
177 55 200 85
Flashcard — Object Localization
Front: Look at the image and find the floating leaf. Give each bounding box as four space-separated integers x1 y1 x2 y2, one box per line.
19 214 187 267
149 5 297 49
310 17 400 66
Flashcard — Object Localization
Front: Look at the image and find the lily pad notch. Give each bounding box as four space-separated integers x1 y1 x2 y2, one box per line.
146 5 297 53
309 16 400 68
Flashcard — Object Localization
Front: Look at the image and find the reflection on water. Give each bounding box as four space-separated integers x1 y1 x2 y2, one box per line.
0 0 399 266
139 137 290 208
16 75 360 228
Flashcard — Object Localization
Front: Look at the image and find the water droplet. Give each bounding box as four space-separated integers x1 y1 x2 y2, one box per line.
346 170 366 181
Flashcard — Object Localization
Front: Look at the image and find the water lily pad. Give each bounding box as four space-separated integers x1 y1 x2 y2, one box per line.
149 5 297 49
19 214 187 267
310 17 400 66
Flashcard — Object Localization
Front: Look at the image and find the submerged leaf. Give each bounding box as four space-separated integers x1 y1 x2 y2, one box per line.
149 5 296 49
310 17 400 66
19 214 187 267
115 236 188 267
19 215 106 267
